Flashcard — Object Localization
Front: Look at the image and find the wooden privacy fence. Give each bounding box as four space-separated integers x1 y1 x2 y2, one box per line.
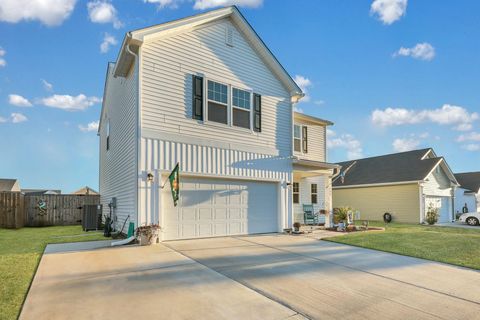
0 192 100 228
0 192 25 228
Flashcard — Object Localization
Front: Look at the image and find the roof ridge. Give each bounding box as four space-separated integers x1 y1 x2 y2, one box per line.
336 148 432 164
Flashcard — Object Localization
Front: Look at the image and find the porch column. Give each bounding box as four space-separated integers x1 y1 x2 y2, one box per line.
325 175 333 228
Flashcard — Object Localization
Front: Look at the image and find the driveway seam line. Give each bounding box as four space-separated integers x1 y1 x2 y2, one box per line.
235 236 480 308
163 242 312 320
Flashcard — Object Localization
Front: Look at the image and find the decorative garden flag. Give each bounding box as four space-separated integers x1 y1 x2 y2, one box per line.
168 163 180 206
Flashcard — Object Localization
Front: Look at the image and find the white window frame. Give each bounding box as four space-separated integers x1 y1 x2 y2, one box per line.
294 124 304 153
311 183 318 204
293 182 300 204
206 79 229 125
231 86 253 130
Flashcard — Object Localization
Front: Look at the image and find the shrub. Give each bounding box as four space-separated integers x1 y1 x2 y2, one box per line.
425 204 439 225
333 207 351 224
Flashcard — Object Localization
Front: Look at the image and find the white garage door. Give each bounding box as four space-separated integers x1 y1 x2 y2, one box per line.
162 177 278 240
425 196 451 223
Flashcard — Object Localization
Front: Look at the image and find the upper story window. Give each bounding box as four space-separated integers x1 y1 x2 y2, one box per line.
293 124 308 153
192 75 261 132
207 80 228 124
232 88 251 129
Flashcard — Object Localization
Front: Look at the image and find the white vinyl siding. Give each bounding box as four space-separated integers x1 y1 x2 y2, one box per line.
293 117 326 162
140 18 292 154
454 188 478 214
423 167 452 197
99 63 138 230
293 175 327 223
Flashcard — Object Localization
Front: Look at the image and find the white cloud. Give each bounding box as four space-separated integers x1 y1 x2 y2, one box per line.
193 0 263 10
8 94 32 107
327 129 363 160
314 100 325 106
293 106 303 113
0 47 6 67
0 0 76 26
41 79 53 91
370 0 407 25
10 113 27 123
79 120 100 132
0 116 7 123
100 33 118 53
371 105 479 131
392 137 420 152
87 0 123 28
394 42 435 61
40 94 102 111
462 144 480 152
294 75 312 103
143 0 183 9
457 132 480 142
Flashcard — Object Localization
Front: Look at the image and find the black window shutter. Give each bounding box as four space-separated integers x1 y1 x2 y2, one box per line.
302 126 308 153
192 75 203 120
253 93 261 132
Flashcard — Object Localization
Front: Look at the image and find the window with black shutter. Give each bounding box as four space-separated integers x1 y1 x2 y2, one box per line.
253 93 261 132
302 126 308 153
311 184 317 204
293 182 299 204
192 75 203 120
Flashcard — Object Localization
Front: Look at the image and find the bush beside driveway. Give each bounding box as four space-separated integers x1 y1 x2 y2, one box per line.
325 222 480 270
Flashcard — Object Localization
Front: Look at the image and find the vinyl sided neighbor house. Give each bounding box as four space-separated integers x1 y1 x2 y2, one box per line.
98 6 339 241
454 172 480 214
333 148 459 224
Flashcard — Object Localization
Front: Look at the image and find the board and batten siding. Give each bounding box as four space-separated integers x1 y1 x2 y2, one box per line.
333 183 421 223
293 119 326 162
99 62 138 230
422 168 452 197
139 18 292 154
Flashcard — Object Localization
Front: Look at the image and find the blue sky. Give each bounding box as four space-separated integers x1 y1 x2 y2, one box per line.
0 0 479 192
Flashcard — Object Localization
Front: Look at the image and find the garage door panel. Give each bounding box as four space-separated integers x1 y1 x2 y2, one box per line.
162 177 278 240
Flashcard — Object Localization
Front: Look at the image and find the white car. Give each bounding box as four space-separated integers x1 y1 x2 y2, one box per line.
459 212 480 226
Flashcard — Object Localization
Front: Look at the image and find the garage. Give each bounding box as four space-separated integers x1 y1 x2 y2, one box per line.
425 196 452 223
162 176 279 240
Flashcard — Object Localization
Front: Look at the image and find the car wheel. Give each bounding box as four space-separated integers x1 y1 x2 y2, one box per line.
466 217 479 226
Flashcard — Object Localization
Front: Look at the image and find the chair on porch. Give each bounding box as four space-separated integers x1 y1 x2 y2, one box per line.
303 204 318 225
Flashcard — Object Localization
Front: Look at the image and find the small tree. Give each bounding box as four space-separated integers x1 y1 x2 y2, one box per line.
425 204 439 225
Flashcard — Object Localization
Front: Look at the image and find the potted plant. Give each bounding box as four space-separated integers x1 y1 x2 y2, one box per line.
293 222 301 233
425 204 439 225
136 224 161 245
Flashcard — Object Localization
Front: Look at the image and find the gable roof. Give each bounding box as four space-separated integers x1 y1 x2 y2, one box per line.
333 148 458 188
72 186 99 195
454 172 480 193
0 179 20 192
113 6 302 99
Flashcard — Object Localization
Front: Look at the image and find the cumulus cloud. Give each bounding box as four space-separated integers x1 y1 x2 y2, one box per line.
0 0 76 26
143 0 184 9
457 132 480 142
79 120 99 132
392 137 420 152
0 47 6 67
100 33 117 53
8 94 32 107
371 105 479 131
41 79 53 91
327 129 363 160
11 113 28 123
370 0 407 25
294 75 312 103
394 42 435 61
87 0 123 28
40 94 102 111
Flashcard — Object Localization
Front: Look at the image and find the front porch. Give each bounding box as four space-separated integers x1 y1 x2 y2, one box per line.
292 158 339 228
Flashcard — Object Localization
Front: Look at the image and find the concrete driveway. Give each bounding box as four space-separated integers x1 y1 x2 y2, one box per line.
21 235 480 320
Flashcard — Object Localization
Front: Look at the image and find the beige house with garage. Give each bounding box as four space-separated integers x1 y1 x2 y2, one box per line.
98 6 338 241
333 148 459 224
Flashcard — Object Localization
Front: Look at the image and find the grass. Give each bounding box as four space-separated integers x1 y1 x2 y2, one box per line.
325 221 480 270
0 226 108 320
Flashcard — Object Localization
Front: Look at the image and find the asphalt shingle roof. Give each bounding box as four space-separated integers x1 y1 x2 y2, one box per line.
333 148 442 187
454 172 480 193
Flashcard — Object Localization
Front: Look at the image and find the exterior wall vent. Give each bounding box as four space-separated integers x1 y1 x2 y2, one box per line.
225 27 234 47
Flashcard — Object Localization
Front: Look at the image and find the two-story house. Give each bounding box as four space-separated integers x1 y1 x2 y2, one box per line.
98 6 338 241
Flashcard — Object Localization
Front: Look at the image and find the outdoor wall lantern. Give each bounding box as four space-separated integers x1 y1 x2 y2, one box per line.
147 172 154 183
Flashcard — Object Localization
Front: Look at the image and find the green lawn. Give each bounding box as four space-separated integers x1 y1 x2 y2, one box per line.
0 226 108 320
325 222 480 270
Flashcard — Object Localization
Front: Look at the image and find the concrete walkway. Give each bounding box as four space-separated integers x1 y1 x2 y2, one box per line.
20 241 303 320
167 234 480 320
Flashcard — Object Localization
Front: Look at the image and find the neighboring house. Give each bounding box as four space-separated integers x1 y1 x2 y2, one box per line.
72 186 99 195
333 148 459 223
22 189 61 195
99 6 338 240
454 172 480 213
0 179 20 192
